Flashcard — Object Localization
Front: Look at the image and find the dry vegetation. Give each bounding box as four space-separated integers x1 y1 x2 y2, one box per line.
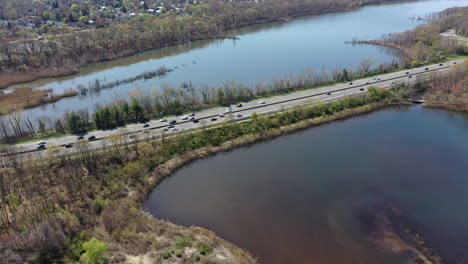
0 86 77 114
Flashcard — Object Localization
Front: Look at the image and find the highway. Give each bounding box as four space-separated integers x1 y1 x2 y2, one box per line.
3 58 465 158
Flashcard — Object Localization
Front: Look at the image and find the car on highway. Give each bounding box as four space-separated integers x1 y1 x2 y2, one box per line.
170 120 177 124
365 81 370 84
160 118 167 122
193 119 199 123
425 67 429 70
406 71 410 74
453 62 457 64
181 116 189 120
439 63 443 66
349 82 353 85
360 88 365 91
377 78 381 81
143 130 150 134
225 107 232 113
168 124 175 128
88 135 96 141
36 144 46 150
189 113 195 117
326 92 331 95
189 116 195 120
236 114 243 117
142 123 150 128
259 100 266 104
237 103 243 107
219 113 225 117
408 75 413 78
162 127 169 131
211 118 217 121
76 135 84 140
171 127 178 131
64 143 74 148
37 140 47 146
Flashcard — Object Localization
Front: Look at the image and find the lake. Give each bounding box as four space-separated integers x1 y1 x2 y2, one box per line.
10 0 468 120
144 105 468 264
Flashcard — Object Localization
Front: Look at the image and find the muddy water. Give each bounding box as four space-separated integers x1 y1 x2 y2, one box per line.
144 105 468 264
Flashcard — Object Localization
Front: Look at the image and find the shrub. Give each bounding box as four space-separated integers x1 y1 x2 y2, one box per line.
81 237 108 264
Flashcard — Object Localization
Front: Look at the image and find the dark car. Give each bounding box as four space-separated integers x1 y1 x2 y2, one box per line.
236 104 243 107
77 135 84 140
65 143 74 148
405 71 410 74
439 63 443 66
143 123 150 128
36 144 46 150
359 88 364 91
425 67 429 70
170 120 177 124
211 118 217 121
326 92 331 95
408 75 413 78
349 82 353 85
189 113 195 117
193 119 199 123
88 135 96 141
168 124 175 128
453 62 457 65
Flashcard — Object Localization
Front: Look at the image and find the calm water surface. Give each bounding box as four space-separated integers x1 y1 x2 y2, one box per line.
12 0 468 119
144 105 468 264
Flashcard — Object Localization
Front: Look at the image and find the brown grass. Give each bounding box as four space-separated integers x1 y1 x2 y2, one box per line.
0 68 79 89
0 86 78 114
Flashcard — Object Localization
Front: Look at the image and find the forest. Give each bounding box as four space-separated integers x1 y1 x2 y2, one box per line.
0 0 395 73
376 6 468 63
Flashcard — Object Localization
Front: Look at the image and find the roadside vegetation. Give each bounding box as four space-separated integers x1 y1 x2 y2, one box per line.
0 57 401 143
2 62 467 262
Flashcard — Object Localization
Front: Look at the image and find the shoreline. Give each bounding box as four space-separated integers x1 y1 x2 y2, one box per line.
136 101 407 263
350 40 415 60
0 0 398 89
0 67 79 89
137 100 466 263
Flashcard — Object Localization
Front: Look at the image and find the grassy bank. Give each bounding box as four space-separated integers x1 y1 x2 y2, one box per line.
0 68 79 89
0 86 77 114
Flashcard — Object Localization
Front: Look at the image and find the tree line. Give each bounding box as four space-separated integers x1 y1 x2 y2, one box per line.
0 58 400 142
0 0 396 73
377 6 468 64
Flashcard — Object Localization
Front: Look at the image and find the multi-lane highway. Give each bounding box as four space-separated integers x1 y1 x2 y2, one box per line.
4 58 465 157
